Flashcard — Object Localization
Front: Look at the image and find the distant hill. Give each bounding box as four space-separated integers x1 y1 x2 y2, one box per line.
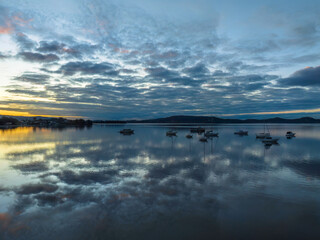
127 115 320 124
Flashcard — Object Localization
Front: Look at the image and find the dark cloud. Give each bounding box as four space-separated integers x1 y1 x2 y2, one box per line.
279 66 320 86
227 74 277 84
57 61 116 76
15 33 36 50
120 69 137 74
144 66 205 86
19 52 59 62
36 41 90 58
212 70 229 77
0 52 9 59
145 67 179 79
16 184 58 195
37 41 66 53
35 193 64 206
168 77 203 86
13 73 50 84
183 63 209 78
12 161 49 172
6 88 49 98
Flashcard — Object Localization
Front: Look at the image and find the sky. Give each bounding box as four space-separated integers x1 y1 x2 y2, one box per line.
0 0 320 120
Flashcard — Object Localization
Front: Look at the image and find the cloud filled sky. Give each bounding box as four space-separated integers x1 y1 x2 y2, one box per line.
0 0 320 119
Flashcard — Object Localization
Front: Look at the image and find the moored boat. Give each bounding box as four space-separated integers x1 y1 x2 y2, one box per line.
286 131 296 138
204 130 219 137
256 124 271 139
234 130 248 135
186 134 193 139
256 132 270 138
120 129 134 134
166 130 177 136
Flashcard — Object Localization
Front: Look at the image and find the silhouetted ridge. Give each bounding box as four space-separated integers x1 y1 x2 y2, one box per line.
128 115 320 124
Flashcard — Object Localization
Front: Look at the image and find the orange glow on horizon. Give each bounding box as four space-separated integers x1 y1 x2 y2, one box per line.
0 109 84 119
222 108 320 117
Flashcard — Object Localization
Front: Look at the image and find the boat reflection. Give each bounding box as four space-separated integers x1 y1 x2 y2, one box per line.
264 142 280 150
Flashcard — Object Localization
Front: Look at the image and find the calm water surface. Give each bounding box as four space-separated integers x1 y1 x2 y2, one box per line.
0 124 320 240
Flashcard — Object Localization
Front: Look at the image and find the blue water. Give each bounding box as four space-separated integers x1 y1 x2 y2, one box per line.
0 124 319 239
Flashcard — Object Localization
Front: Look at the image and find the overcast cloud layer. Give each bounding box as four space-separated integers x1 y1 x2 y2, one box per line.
0 0 320 119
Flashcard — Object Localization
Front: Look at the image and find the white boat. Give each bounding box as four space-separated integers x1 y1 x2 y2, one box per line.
286 131 296 137
120 129 134 134
204 130 219 137
262 137 279 144
166 130 177 136
186 134 193 139
234 130 248 135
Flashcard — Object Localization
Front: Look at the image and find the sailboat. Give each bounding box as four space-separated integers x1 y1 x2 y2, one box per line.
256 124 270 139
256 124 279 144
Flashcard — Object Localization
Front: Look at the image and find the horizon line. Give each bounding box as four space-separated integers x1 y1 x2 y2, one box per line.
1 107 320 120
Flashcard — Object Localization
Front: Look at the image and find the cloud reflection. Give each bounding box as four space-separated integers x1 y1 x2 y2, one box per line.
0 125 320 239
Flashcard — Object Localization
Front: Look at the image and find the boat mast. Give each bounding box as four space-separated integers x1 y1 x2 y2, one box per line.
266 124 270 133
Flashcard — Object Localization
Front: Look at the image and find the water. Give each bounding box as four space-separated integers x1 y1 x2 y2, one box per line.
0 124 319 240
